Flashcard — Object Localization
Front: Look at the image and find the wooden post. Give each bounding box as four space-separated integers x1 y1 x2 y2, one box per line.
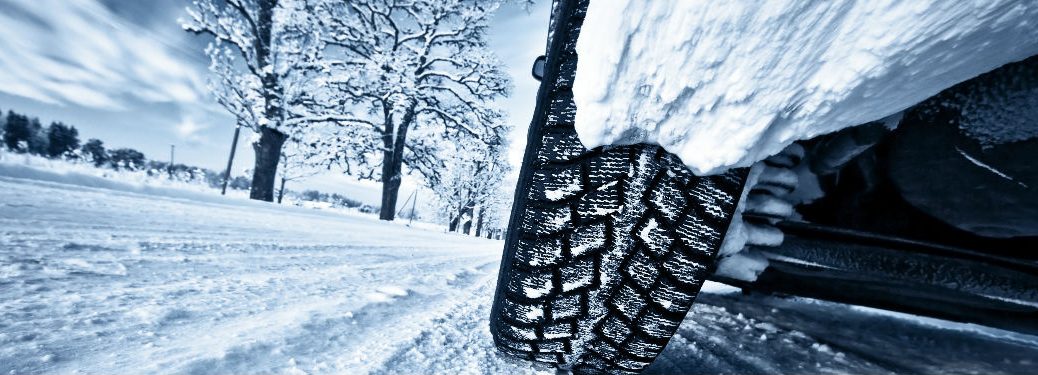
277 177 287 203
221 125 242 195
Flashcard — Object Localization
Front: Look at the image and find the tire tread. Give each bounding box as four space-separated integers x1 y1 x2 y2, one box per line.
490 1 747 373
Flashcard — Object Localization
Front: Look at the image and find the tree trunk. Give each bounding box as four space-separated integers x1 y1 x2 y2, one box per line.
250 126 287 202
277 177 287 204
451 201 470 233
474 207 485 237
378 105 415 221
247 0 286 203
461 203 475 235
449 213 460 232
379 163 402 220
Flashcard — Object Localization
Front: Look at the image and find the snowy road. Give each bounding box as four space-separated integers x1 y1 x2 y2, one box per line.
2 173 1037 374
0 175 536 374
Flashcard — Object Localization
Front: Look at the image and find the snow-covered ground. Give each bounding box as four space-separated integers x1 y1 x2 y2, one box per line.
2 170 1037 374
0 173 529 374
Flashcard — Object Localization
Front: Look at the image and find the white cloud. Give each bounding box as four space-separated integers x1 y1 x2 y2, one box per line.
0 0 207 110
174 116 210 143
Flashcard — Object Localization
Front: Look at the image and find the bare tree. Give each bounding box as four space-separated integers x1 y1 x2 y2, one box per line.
183 0 322 201
276 139 325 203
430 139 510 234
477 185 512 238
308 0 513 221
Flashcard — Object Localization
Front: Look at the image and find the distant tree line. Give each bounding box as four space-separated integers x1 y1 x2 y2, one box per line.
0 108 388 212
297 190 379 214
0 109 251 190
2 110 80 159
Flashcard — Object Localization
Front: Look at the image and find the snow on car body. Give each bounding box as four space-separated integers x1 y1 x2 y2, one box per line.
573 0 1038 175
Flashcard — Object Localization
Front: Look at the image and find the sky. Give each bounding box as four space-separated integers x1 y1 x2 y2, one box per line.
0 0 551 204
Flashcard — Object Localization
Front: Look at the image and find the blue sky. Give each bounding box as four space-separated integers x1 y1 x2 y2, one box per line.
0 0 550 203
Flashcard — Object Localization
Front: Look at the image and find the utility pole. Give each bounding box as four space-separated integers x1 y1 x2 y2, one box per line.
397 190 417 222
221 125 242 195
408 191 418 226
168 144 175 178
277 177 287 204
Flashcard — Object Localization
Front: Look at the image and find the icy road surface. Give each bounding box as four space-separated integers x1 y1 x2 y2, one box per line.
2 174 1037 374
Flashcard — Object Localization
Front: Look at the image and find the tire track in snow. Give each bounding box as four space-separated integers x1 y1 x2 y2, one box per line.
172 261 502 375
368 268 555 375
38 255 500 375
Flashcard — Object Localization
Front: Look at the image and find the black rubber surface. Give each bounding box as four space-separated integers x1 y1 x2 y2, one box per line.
489 1 749 373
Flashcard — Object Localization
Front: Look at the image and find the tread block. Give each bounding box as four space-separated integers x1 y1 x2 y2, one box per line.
514 237 565 269
538 340 568 353
600 315 633 346
646 178 689 224
662 250 710 286
529 164 583 202
508 270 555 300
533 352 562 363
609 283 648 322
536 129 585 164
572 0 590 19
554 54 579 88
521 205 572 236
560 256 595 292
663 163 695 186
626 335 665 360
546 91 576 125
550 293 583 321
674 216 720 252
561 16 584 51
498 322 539 342
544 320 578 339
637 309 681 339
586 153 634 186
576 181 623 219
624 251 660 291
503 298 546 325
570 221 607 257
649 282 695 314
495 330 533 351
579 355 613 374
589 338 621 359
688 181 736 219
615 356 652 372
634 217 674 258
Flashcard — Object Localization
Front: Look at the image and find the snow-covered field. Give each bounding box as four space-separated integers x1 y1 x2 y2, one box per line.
2 171 1037 374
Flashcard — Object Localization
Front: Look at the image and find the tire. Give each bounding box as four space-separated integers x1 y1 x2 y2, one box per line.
489 1 749 373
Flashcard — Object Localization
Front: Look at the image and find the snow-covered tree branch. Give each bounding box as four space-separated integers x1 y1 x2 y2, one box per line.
275 138 327 204
310 0 514 221
183 0 323 202
430 139 511 236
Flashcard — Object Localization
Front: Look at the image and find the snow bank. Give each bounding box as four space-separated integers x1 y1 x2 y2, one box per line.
574 0 1038 175
0 151 393 223
0 150 249 198
0 152 264 208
